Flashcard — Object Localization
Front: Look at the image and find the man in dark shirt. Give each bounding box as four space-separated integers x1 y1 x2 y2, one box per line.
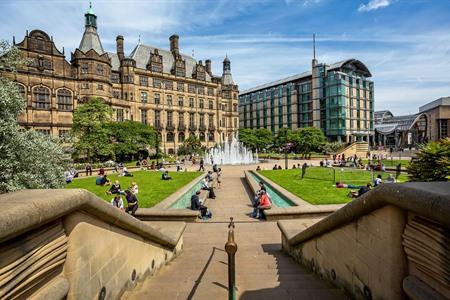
125 190 138 215
190 191 202 210
358 183 372 197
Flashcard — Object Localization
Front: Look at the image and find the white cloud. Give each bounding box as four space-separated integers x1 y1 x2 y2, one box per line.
358 0 391 12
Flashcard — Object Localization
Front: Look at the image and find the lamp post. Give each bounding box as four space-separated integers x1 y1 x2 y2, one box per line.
284 126 288 170
155 129 160 166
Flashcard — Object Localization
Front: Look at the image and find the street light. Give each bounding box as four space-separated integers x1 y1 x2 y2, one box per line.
284 125 288 170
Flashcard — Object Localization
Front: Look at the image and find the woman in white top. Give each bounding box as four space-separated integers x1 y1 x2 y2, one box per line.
129 182 139 195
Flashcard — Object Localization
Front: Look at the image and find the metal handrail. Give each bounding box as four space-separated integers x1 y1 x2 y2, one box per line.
225 217 237 300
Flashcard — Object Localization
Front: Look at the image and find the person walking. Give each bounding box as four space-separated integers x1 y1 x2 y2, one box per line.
198 158 205 171
395 163 401 180
301 163 308 179
85 163 92 176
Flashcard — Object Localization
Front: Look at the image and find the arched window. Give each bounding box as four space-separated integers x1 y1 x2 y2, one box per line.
57 89 73 111
199 132 205 142
33 86 51 109
167 132 174 142
233 103 238 112
178 132 185 142
208 132 215 142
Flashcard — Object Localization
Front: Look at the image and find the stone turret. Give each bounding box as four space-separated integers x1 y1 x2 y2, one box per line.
78 2 104 54
116 35 124 61
222 55 234 85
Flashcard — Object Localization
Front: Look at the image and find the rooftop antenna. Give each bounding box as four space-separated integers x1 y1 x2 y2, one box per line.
138 34 141 45
313 33 316 60
192 49 195 58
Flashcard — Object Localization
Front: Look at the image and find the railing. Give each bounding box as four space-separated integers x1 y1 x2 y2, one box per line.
225 217 237 300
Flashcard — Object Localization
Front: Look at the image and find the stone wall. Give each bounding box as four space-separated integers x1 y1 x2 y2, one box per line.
63 212 182 299
283 205 407 299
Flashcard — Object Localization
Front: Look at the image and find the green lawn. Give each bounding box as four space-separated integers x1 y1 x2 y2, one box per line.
259 167 408 205
66 170 201 208
362 159 411 167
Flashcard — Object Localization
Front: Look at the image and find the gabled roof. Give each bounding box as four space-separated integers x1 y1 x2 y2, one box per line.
127 43 211 81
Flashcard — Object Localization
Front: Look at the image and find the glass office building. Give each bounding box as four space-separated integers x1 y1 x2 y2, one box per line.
239 59 374 143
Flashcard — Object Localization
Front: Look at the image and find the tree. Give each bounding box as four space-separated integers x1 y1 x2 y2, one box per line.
295 127 327 158
0 40 69 193
72 97 113 161
104 121 156 161
322 141 345 154
407 138 450 181
274 128 298 149
238 128 259 150
177 135 202 155
254 128 274 151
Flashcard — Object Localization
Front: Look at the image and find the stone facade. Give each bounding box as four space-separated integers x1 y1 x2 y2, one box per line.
419 97 450 142
0 5 239 154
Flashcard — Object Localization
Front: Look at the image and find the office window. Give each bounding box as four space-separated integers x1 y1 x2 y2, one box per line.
141 92 148 103
81 63 88 74
96 64 104 75
188 84 195 93
164 80 173 90
189 97 194 108
153 78 161 88
33 86 51 109
154 110 161 127
209 100 213 110
199 99 204 109
178 96 184 107
116 108 124 122
177 82 184 91
139 76 148 86
141 109 147 125
207 87 213 96
57 89 73 111
154 93 160 104
167 95 173 106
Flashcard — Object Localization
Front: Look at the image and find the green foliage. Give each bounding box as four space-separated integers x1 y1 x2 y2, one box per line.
104 121 156 162
0 40 69 193
407 138 450 181
178 135 203 155
295 127 327 158
72 97 113 161
322 141 345 154
238 128 274 151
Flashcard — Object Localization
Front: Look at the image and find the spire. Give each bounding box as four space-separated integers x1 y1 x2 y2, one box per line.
78 2 104 54
222 55 234 85
85 1 97 28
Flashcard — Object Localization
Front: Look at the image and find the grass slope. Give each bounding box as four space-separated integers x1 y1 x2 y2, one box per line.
66 170 201 208
259 167 408 205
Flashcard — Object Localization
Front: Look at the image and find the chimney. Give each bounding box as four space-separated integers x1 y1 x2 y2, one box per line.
205 59 212 75
169 34 179 56
116 35 124 60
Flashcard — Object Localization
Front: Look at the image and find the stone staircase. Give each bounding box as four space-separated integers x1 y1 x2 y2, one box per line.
122 222 347 300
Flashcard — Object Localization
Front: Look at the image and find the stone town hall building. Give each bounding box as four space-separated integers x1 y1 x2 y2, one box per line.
1 5 239 154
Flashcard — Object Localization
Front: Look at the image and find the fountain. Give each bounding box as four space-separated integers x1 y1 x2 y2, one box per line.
204 134 259 165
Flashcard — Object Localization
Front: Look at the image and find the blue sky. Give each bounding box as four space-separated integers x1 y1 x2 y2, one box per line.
1 0 450 115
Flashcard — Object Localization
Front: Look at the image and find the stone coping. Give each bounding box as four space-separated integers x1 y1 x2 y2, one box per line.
278 182 450 246
0 189 185 249
152 172 205 209
245 171 342 220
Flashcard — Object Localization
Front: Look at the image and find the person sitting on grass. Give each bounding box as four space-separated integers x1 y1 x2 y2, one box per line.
348 183 372 198
374 174 383 187
111 195 124 210
129 182 139 194
256 166 261 171
162 170 172 180
96 175 110 186
385 174 396 183
122 166 133 177
272 164 278 170
124 190 138 215
107 180 122 195
253 190 272 219
277 165 282 170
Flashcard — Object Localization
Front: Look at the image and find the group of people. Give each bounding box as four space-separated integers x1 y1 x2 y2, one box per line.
341 173 397 198
190 164 223 219
108 181 140 215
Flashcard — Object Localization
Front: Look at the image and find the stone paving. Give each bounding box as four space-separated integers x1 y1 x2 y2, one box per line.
123 164 347 300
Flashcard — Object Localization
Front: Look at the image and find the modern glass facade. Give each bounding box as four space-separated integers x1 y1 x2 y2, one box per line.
238 59 374 143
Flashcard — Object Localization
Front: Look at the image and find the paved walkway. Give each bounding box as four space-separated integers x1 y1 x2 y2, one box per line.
123 165 346 300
